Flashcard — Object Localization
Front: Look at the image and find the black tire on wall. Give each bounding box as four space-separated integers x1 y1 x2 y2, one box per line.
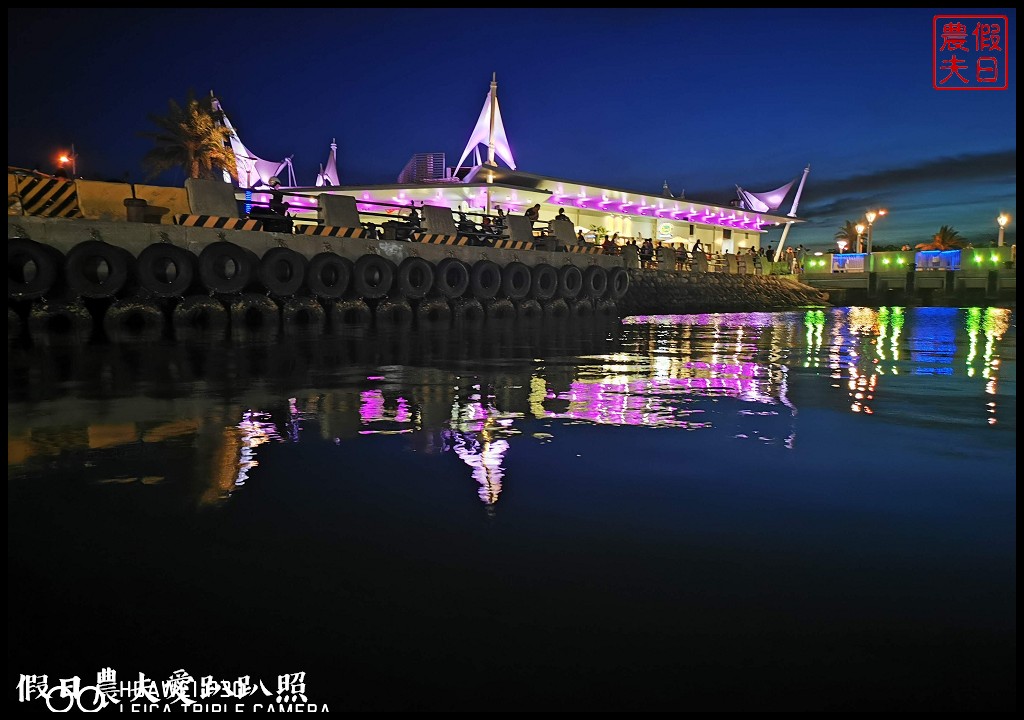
328 299 373 332
229 293 280 337
581 265 609 299
595 299 618 319
569 297 594 319
416 297 452 330
543 298 569 321
64 241 135 299
197 242 260 295
500 262 532 300
9 238 64 300
27 300 93 344
8 307 22 340
607 266 630 300
103 299 166 343
135 243 198 298
396 257 435 300
281 297 326 336
172 295 228 341
375 298 414 331
557 264 583 300
515 298 543 323
469 260 502 301
452 297 485 328
433 258 470 299
530 263 558 301
258 246 307 297
306 253 353 300
353 255 395 299
485 297 516 323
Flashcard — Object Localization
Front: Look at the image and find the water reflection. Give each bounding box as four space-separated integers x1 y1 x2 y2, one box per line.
8 306 1015 512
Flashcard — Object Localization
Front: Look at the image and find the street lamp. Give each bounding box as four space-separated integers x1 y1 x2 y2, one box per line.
836 239 848 254
997 214 1009 247
855 223 866 254
58 143 77 178
864 208 887 255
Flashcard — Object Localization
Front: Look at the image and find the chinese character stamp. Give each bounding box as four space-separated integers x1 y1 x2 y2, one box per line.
934 15 1008 90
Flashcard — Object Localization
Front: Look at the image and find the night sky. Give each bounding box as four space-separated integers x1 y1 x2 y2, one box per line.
7 8 1017 249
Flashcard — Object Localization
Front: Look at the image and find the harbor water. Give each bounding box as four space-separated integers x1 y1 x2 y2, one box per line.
7 306 1016 711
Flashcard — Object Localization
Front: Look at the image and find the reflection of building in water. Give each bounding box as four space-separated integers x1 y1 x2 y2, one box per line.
824 306 1011 424
442 383 521 513
538 314 797 445
964 307 1010 425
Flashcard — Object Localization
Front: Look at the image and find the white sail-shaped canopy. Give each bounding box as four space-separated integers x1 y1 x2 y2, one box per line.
211 94 296 188
736 178 796 213
454 75 517 178
316 139 340 187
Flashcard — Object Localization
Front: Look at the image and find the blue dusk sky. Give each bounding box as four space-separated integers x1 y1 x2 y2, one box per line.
7 8 1017 249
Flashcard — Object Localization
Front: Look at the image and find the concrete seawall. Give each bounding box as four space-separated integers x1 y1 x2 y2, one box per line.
619 269 830 316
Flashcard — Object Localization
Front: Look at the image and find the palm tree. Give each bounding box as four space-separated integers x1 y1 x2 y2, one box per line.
834 220 863 251
141 90 237 182
915 225 965 251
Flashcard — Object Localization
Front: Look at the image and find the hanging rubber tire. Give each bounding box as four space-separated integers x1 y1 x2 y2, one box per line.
607 266 629 300
172 295 228 341
281 297 325 336
557 264 583 300
306 253 353 300
416 297 451 330
530 263 558 301
134 243 197 298
433 258 470 299
9 238 64 300
103 299 166 343
353 254 395 299
27 300 93 344
197 242 260 295
581 265 609 299
469 260 502 300
229 293 280 336
396 257 434 300
328 299 373 332
595 299 618 319
375 298 414 331
501 262 532 300
9 307 22 340
452 297 485 328
258 246 307 297
569 297 594 319
485 297 516 323
64 241 135 299
543 298 569 321
515 298 543 323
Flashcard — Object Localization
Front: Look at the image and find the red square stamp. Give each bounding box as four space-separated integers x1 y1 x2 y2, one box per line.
934 15 1009 90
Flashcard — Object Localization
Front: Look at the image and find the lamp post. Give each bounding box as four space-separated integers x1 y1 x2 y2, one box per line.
864 208 887 255
58 143 77 178
855 223 866 254
997 214 1009 246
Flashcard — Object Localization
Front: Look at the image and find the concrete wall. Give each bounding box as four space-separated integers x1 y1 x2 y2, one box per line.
619 269 829 316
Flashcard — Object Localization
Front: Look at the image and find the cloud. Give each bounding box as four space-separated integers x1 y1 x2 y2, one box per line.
806 150 1016 198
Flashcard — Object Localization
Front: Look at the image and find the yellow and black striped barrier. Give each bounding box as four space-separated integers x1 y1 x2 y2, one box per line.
492 238 534 251
296 225 367 238
9 174 82 218
567 244 602 254
415 233 471 246
173 214 263 231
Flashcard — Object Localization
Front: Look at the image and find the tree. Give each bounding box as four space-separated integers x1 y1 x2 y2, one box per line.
915 225 965 251
141 90 237 182
834 220 862 250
